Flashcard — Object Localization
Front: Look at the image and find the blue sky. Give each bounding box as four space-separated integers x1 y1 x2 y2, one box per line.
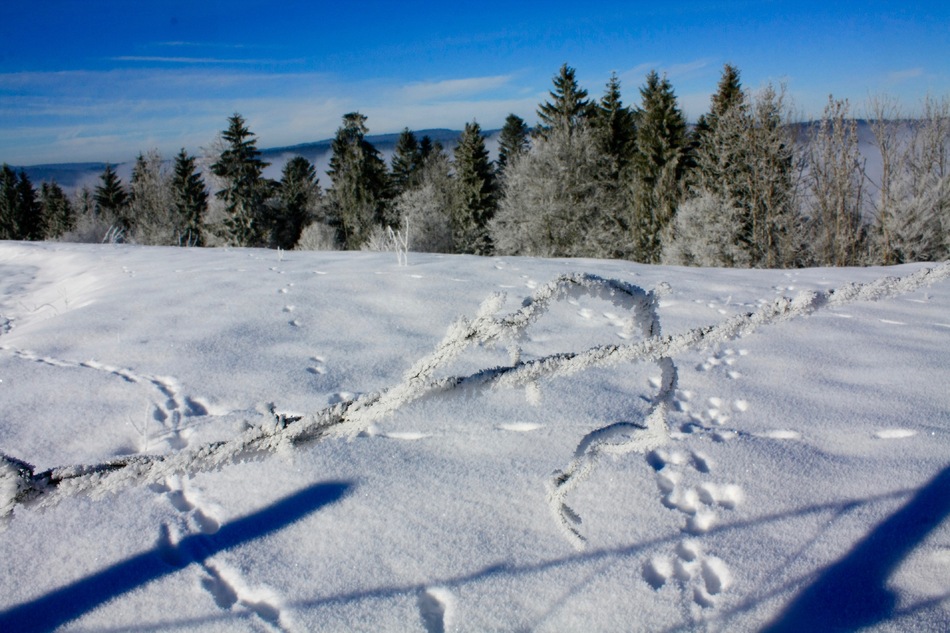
1 1 947 165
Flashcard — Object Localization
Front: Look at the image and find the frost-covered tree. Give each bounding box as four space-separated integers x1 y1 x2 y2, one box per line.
393 147 455 253
536 64 594 138
94 164 131 233
40 181 74 239
662 190 750 267
129 150 174 245
870 95 950 263
170 148 208 246
805 97 868 266
274 156 321 250
496 113 530 176
628 71 689 263
325 112 392 249
210 113 274 247
493 123 624 258
451 121 496 254
390 128 424 198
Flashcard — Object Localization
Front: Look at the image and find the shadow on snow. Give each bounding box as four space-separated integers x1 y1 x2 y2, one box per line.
0 481 352 633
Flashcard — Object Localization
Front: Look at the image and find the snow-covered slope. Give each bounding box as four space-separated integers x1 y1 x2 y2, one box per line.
0 242 948 632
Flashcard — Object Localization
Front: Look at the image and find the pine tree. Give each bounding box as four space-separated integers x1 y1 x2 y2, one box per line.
325 112 392 249
451 121 496 254
94 164 130 233
594 72 637 173
390 128 424 197
393 145 455 253
275 156 320 250
40 181 75 238
210 113 273 247
629 71 689 263
170 148 208 246
536 64 594 138
496 113 530 175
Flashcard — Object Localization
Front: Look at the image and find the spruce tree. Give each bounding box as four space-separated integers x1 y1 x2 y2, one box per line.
451 121 496 254
40 181 75 239
390 128 424 197
275 156 320 250
496 113 530 175
129 150 173 245
170 148 208 246
210 113 273 247
94 164 130 233
594 72 637 173
325 112 392 249
629 71 689 263
14 170 44 241
536 64 594 138
0 165 18 239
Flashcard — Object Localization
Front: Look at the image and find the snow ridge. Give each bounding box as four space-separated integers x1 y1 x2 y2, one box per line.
2 262 948 520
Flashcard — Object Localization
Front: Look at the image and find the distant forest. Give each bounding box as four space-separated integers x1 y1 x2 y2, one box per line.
2 64 948 267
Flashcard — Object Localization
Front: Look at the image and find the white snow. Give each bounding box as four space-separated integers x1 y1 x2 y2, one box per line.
1 241 949 632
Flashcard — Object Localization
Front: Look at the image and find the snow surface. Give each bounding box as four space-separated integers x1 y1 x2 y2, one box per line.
1 241 949 632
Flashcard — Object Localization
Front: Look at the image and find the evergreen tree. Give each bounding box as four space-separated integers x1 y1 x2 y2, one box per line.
536 64 594 138
628 71 689 263
94 164 130 233
170 148 208 246
14 170 44 241
325 112 392 249
1 165 19 239
594 72 637 173
40 181 75 238
496 113 530 175
275 156 320 250
451 121 496 254
390 128 424 197
210 113 273 247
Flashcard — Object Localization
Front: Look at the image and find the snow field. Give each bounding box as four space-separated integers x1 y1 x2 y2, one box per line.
1 242 949 631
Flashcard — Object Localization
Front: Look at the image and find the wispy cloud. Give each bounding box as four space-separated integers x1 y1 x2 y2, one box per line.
398 75 514 102
110 56 300 65
887 67 925 83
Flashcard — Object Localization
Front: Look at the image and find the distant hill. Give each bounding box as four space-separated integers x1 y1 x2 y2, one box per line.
10 128 495 193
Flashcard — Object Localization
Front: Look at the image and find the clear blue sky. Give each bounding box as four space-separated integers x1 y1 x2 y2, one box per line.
1 1 947 165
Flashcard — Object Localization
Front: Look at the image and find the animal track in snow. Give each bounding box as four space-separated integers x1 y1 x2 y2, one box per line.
418 586 454 633
642 538 732 607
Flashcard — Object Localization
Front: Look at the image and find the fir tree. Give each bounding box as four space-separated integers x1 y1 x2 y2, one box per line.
594 72 637 173
390 128 424 197
94 164 130 232
275 156 320 250
129 150 174 245
0 165 19 239
210 113 273 247
14 170 44 241
451 121 496 254
170 148 208 246
496 113 530 175
536 64 594 138
629 71 689 263
325 112 392 249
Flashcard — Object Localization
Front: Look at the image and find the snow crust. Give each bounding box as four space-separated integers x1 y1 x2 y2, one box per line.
1 242 948 632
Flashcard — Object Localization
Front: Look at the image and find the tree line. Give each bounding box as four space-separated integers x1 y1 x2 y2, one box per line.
2 63 948 267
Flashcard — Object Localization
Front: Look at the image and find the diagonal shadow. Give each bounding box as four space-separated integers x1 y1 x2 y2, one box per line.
0 480 352 633
762 464 950 633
